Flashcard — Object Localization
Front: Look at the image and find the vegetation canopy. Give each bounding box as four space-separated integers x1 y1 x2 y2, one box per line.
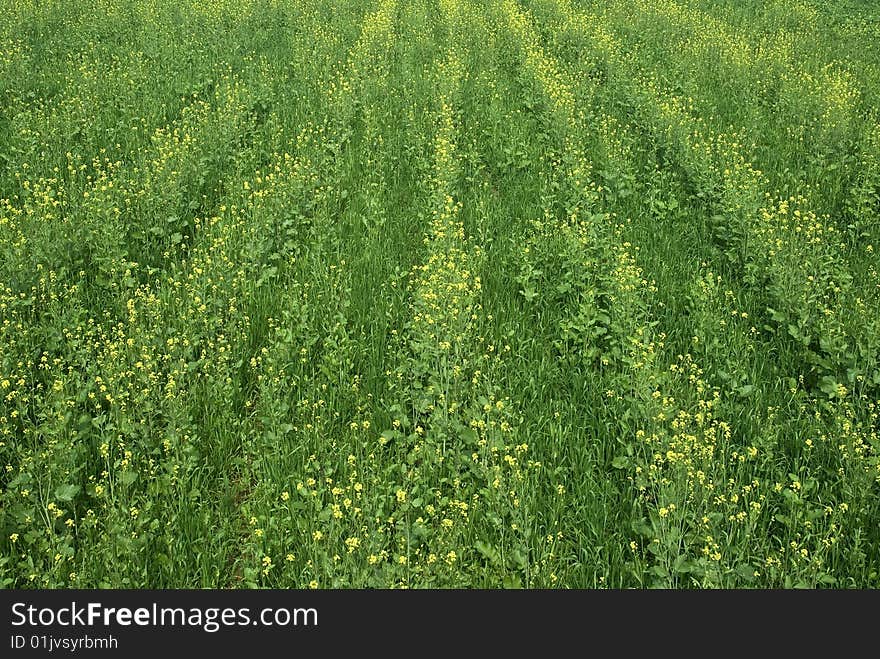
0 0 878 589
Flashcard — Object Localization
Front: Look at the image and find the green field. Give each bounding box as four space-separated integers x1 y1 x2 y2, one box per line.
1 0 878 589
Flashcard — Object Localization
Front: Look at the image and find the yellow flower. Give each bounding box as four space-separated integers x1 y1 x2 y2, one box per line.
281 491 290 501
396 489 407 504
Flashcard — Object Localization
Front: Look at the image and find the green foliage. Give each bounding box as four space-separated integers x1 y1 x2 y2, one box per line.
0 0 878 589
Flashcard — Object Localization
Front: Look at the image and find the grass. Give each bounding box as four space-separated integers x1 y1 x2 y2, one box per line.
0 0 878 589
